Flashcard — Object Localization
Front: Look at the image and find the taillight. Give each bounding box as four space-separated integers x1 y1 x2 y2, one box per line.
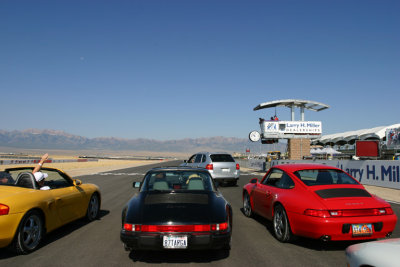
304 208 394 218
329 210 343 217
123 223 228 232
211 222 229 231
373 208 393 215
304 209 331 218
384 207 394 215
0 204 9 216
206 164 213 170
236 164 240 170
123 223 141 232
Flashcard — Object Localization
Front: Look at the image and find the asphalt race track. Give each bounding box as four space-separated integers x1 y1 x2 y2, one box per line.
1 160 399 267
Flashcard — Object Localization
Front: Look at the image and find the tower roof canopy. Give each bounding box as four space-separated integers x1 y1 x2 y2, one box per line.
253 99 330 112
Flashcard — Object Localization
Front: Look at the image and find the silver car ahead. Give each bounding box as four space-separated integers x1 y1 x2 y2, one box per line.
181 152 240 186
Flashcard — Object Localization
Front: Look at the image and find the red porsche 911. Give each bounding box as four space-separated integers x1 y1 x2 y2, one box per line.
242 164 397 242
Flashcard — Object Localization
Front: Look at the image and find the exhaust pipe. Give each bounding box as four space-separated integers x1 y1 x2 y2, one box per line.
320 235 331 242
124 244 132 251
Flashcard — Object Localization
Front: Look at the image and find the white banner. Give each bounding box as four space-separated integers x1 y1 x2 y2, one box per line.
260 121 322 137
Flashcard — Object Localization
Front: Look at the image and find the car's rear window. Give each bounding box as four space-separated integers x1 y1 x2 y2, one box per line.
142 171 216 192
0 171 15 186
210 154 235 162
293 169 359 186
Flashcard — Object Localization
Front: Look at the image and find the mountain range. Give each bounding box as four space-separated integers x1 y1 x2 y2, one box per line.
0 129 282 154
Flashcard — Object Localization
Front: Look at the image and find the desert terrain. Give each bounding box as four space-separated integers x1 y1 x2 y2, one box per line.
0 148 180 177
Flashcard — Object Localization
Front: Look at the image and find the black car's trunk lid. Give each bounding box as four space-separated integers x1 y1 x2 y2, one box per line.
142 192 212 224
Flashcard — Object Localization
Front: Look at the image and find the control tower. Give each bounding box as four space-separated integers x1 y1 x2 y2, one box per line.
249 99 329 160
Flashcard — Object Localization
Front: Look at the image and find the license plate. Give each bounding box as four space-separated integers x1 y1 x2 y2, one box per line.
352 224 373 236
222 168 230 172
163 235 188 249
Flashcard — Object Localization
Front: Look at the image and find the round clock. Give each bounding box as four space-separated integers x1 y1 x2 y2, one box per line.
249 131 261 142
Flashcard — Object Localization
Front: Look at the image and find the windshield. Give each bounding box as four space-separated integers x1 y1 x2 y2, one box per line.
210 154 235 162
293 169 359 186
141 171 215 192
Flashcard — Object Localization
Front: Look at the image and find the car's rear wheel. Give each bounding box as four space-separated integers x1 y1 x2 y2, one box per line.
273 204 292 242
86 193 100 221
243 192 253 217
11 210 43 254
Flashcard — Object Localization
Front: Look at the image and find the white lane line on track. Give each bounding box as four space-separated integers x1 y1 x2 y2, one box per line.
387 200 400 205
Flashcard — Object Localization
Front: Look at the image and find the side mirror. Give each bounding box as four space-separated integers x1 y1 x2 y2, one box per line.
133 182 141 188
250 178 258 184
73 179 82 186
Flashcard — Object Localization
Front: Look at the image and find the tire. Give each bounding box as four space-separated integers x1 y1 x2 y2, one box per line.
86 193 100 221
11 210 44 254
243 192 253 217
273 204 293 242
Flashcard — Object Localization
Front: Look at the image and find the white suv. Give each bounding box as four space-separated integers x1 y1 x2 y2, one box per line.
181 152 240 186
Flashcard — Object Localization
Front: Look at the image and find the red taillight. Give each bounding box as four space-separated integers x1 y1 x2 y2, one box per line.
211 222 229 231
123 223 228 232
141 225 211 232
384 207 394 215
123 223 141 232
0 204 9 216
304 208 394 218
304 209 331 218
236 164 240 170
206 164 213 170
342 208 392 216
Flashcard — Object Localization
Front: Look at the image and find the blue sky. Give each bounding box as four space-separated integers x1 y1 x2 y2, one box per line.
1 0 399 140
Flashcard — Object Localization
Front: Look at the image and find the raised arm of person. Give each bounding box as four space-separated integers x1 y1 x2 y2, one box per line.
32 153 49 174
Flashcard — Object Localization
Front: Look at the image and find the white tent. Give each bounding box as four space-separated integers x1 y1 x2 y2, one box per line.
312 123 400 145
310 148 323 154
321 147 341 154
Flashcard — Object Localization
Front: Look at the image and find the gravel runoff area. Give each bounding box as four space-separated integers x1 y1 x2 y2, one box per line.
361 185 400 204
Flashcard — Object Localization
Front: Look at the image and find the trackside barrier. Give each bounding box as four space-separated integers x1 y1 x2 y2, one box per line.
0 158 98 165
236 159 268 172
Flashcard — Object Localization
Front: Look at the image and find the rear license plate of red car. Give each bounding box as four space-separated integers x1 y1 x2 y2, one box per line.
163 235 188 249
352 224 373 236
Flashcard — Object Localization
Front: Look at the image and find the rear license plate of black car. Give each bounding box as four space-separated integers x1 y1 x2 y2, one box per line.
163 235 188 249
352 223 373 236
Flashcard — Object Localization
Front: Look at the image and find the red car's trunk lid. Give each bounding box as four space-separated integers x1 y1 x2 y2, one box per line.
312 187 389 210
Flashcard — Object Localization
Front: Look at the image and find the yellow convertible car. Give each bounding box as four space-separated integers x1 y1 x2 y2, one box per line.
0 167 101 254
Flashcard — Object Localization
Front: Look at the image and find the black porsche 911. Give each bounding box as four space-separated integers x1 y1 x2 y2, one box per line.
120 167 232 251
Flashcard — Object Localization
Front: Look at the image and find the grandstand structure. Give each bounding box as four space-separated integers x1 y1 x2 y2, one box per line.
311 123 400 159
